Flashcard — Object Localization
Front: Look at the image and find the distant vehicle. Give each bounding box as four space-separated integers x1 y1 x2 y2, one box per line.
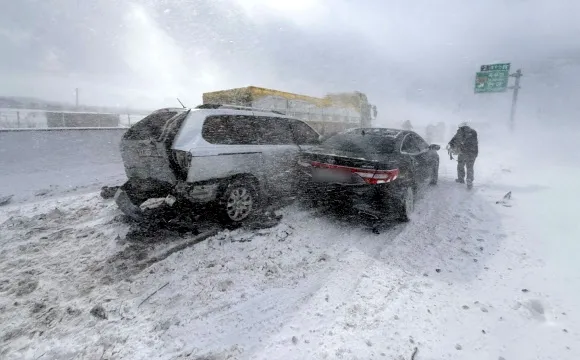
115 104 321 224
297 128 440 221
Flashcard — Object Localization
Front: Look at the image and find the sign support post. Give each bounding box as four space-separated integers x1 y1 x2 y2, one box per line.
509 69 523 132
474 63 523 132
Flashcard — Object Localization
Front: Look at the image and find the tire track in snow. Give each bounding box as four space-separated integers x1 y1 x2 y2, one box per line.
168 176 493 359
160 207 408 359
250 250 414 360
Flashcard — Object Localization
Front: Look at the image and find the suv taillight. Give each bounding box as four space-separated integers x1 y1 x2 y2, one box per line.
174 150 192 172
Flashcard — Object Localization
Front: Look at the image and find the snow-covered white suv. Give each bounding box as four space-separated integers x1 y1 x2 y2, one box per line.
116 104 321 224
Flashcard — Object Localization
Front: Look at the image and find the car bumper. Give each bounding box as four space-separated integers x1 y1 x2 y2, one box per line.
299 172 406 217
114 188 145 221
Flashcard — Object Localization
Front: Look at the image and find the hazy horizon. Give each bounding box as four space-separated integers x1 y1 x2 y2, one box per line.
2 0 580 127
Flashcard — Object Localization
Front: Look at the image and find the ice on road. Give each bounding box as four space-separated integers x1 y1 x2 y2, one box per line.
0 141 578 360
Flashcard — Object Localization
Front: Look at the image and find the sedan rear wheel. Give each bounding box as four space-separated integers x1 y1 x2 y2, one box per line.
399 186 415 222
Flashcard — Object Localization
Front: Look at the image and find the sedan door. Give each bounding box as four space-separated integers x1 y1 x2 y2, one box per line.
414 133 439 179
400 133 431 184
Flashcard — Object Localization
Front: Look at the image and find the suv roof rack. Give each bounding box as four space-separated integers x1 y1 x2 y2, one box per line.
195 103 286 115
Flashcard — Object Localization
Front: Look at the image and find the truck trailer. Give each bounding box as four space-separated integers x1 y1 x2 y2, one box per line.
202 86 376 135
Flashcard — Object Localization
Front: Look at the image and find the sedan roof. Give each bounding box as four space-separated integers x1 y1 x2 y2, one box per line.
343 127 409 139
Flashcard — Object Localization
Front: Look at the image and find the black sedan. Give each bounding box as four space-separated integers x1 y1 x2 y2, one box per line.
297 128 440 221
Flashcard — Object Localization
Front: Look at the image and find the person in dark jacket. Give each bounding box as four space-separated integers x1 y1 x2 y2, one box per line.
448 122 478 188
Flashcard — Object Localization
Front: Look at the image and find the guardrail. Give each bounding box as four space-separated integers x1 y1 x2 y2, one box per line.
0 107 146 129
0 127 129 132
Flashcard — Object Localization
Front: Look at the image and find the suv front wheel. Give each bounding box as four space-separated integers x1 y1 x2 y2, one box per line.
218 179 258 224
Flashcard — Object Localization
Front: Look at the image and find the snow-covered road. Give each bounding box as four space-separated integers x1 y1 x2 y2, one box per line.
0 140 578 360
0 129 126 201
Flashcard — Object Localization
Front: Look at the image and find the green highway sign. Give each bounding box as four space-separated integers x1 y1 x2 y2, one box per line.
475 63 511 93
480 63 510 72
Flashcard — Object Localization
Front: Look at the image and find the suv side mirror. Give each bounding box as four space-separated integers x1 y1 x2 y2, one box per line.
429 144 441 151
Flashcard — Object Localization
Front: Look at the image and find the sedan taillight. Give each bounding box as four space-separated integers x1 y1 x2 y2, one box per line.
311 161 399 185
356 169 399 184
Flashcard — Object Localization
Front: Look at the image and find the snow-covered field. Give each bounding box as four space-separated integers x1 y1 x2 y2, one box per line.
1 136 578 359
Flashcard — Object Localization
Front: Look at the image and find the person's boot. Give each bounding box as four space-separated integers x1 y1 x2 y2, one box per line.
466 181 473 190
455 178 465 184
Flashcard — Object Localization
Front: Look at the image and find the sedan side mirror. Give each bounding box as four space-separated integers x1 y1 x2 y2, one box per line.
429 144 441 151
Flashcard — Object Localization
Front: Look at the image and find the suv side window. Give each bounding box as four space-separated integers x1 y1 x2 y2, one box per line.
202 115 293 145
401 134 421 153
291 120 320 145
202 115 235 144
256 117 294 145
228 116 262 144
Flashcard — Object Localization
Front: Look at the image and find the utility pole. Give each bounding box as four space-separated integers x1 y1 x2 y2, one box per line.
75 88 79 108
509 69 523 132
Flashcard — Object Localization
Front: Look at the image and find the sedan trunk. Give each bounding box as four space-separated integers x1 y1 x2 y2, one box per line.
299 149 399 186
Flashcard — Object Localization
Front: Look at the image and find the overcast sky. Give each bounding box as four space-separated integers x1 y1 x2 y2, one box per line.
1 0 580 126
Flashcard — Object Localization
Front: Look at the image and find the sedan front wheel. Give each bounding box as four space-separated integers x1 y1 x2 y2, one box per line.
430 162 439 185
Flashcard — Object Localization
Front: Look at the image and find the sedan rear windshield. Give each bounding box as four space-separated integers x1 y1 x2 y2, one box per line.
321 133 396 155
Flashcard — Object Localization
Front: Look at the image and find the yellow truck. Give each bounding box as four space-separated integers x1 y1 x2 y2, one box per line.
202 86 376 135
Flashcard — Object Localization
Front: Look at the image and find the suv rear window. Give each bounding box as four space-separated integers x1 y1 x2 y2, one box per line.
321 133 396 155
202 115 294 145
291 120 320 145
123 111 180 140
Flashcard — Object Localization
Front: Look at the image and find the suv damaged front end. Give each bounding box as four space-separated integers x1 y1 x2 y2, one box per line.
116 108 194 220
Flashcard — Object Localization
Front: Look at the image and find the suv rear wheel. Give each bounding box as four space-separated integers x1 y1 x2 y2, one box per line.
219 179 258 224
